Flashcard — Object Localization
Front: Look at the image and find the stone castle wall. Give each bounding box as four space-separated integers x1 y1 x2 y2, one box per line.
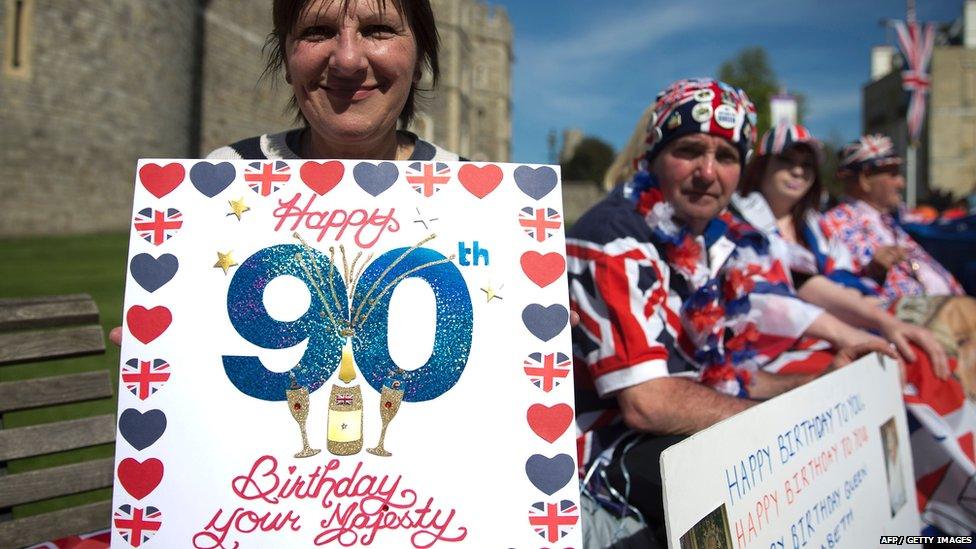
0 0 198 236
0 0 512 237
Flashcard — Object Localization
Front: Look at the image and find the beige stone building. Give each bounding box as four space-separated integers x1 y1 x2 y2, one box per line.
0 0 512 237
417 0 512 162
863 0 976 201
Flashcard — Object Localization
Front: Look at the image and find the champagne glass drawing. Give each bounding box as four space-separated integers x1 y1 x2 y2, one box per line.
367 373 405 457
286 374 320 458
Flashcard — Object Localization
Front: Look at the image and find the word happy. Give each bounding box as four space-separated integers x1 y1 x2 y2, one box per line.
273 193 400 248
192 455 466 548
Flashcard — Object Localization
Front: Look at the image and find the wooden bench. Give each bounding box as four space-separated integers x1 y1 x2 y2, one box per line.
0 294 114 548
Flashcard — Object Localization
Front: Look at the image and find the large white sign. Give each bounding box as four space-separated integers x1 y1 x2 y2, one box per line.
662 354 920 549
110 159 582 548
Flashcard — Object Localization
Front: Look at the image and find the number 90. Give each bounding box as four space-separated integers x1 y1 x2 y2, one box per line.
222 244 473 402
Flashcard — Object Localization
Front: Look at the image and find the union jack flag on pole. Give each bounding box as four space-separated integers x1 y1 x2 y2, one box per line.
892 7 936 143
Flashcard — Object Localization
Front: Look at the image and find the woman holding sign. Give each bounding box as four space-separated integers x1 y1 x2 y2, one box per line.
207 0 461 162
110 0 459 346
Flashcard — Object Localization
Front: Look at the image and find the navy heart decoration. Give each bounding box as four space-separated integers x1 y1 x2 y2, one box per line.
514 166 557 200
119 408 167 451
353 162 399 196
189 161 236 197
522 303 568 342
525 453 575 495
129 253 178 293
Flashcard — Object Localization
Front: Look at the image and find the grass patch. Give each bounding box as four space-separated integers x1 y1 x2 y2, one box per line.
0 232 129 518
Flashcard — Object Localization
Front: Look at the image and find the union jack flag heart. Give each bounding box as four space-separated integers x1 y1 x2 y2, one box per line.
528 500 578 543
406 162 451 197
245 160 290 196
123 358 171 400
518 206 561 242
523 352 571 392
114 504 162 547
133 208 182 246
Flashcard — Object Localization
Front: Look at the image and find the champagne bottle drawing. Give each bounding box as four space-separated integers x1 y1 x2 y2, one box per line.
327 337 364 455
293 233 455 458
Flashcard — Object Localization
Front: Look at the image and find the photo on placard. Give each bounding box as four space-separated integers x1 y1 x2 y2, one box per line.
880 416 907 517
679 503 733 549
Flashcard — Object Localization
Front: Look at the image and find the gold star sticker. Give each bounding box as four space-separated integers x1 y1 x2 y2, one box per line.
227 197 250 220
481 282 503 302
214 251 238 275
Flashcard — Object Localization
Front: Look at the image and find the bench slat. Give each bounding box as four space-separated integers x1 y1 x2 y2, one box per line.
0 325 105 366
0 415 116 461
0 500 111 549
0 371 114 413
0 296 99 331
0 457 114 508
0 294 93 307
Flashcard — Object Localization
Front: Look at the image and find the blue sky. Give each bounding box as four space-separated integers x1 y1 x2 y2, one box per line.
490 0 966 163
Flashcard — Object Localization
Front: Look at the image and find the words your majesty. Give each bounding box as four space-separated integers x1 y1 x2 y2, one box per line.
192 455 467 548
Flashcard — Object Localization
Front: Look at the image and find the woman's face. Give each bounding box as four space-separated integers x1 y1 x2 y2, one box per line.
286 0 417 146
760 145 817 209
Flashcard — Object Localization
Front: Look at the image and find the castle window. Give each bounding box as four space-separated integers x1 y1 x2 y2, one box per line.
4 0 33 79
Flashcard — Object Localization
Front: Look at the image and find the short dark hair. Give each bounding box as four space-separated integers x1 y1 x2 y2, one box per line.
264 0 440 127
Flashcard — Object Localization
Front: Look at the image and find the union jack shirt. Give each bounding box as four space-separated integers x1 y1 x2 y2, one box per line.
569 179 824 471
822 199 963 305
730 192 876 295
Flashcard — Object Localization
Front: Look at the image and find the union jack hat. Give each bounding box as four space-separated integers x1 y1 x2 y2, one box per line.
837 134 903 175
757 123 822 162
644 78 758 166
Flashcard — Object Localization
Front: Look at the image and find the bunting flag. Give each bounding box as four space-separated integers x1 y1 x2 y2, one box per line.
892 17 936 143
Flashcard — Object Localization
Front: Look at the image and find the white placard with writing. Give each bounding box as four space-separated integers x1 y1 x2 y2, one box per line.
110 159 582 548
662 354 921 549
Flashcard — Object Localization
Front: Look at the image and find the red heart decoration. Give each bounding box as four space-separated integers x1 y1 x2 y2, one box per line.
520 252 566 288
527 403 573 443
139 163 185 199
300 161 345 195
126 306 172 344
118 458 164 500
457 164 503 198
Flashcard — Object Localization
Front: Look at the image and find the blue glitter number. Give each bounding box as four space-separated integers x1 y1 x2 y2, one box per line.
351 247 473 402
223 244 347 400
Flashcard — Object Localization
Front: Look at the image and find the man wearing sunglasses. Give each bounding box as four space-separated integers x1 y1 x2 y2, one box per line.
823 134 965 304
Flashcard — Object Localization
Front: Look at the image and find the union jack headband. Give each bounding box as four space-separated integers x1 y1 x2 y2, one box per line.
837 134 903 175
644 78 758 167
757 123 822 163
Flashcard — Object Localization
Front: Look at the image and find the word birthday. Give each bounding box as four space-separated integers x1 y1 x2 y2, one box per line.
193 455 467 548
273 193 400 248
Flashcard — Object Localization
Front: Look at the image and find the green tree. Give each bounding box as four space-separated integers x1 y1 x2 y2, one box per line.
717 47 806 139
561 137 615 183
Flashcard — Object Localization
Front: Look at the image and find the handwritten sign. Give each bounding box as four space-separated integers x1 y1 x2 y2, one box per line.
111 159 582 547
661 354 921 549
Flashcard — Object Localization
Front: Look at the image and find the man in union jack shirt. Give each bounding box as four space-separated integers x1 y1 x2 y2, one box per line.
569 79 889 542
